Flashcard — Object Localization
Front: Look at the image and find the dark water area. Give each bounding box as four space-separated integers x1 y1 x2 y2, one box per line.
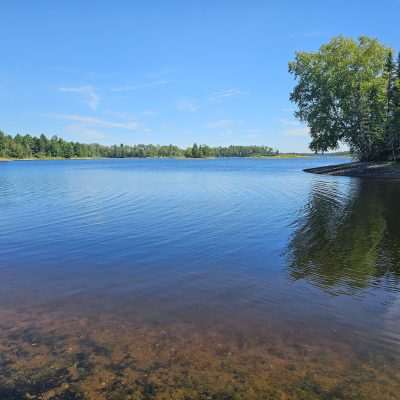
1 157 400 399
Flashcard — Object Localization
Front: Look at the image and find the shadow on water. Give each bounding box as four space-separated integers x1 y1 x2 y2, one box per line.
287 178 400 295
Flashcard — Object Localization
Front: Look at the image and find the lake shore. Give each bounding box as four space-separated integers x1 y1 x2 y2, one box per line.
0 154 309 162
304 161 400 178
0 157 104 162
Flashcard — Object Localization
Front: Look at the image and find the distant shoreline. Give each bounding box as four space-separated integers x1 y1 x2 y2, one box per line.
0 154 312 162
0 157 102 162
0 153 351 163
304 161 400 179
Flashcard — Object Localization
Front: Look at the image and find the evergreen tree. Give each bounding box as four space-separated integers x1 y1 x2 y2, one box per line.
191 143 199 158
0 131 278 160
384 50 397 159
393 53 400 160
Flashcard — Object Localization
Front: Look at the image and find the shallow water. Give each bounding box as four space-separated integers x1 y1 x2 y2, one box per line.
0 157 399 399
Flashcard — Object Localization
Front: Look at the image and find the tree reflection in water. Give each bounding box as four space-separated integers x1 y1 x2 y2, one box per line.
288 178 400 295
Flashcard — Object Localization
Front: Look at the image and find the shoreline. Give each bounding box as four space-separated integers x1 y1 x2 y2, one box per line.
0 157 103 162
304 161 400 179
0 154 310 162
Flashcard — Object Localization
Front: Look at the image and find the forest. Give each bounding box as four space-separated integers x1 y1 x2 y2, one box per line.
290 36 400 161
0 131 278 159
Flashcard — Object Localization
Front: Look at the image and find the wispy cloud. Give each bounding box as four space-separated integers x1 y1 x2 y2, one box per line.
63 125 107 142
207 119 240 137
279 118 300 127
280 118 309 137
59 85 100 110
207 120 266 140
111 80 169 92
141 110 158 117
176 99 199 112
284 126 309 137
244 128 265 139
207 119 237 129
51 114 139 130
209 88 243 102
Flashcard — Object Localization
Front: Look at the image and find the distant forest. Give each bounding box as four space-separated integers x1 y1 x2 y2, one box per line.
0 131 278 159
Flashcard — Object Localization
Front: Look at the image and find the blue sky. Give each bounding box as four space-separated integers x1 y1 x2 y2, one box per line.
1 1 399 152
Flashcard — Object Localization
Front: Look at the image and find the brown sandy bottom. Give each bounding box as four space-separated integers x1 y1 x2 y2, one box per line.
0 307 399 400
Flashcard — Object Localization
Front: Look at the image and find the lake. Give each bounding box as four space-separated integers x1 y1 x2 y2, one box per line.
1 157 399 399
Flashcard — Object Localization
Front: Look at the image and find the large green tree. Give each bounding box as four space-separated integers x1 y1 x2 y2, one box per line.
289 36 393 161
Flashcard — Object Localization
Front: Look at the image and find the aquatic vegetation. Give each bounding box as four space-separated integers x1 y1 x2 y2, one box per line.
0 307 399 400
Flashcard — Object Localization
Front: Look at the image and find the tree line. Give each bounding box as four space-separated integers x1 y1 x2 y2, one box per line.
0 131 278 159
289 36 400 161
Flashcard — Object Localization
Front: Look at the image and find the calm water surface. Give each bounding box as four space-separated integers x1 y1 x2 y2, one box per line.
0 157 399 399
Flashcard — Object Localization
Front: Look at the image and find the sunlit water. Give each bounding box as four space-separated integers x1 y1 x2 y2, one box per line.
1 157 400 399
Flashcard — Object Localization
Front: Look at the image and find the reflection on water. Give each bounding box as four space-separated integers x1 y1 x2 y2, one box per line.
1 158 400 399
288 179 400 294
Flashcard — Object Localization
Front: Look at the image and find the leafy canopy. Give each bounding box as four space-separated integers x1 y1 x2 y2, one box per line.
289 36 393 160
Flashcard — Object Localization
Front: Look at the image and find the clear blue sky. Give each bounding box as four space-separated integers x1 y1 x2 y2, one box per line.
1 1 399 152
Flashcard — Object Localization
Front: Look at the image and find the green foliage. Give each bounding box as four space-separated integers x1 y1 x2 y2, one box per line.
289 36 400 161
391 52 400 158
0 131 277 159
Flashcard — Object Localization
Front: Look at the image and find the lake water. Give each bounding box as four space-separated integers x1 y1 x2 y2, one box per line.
1 157 399 399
